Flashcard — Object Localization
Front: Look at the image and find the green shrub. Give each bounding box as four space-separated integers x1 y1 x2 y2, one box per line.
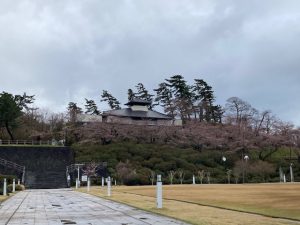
7 184 13 193
0 175 18 184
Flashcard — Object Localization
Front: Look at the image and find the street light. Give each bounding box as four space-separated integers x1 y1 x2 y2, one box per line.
290 163 294 182
74 163 84 188
222 156 227 183
242 155 249 183
222 156 227 162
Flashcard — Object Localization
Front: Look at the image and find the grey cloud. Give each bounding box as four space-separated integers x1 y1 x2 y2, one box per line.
1 0 300 125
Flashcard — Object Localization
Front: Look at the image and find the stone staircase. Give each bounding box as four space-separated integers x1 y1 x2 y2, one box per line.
25 171 68 189
0 146 74 189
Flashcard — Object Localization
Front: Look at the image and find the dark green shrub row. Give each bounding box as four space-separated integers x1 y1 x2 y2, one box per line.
72 143 300 185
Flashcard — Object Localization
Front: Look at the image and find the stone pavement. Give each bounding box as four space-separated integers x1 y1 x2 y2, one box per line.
0 189 189 225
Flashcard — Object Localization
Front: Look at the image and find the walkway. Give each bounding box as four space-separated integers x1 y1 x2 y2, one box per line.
0 189 188 225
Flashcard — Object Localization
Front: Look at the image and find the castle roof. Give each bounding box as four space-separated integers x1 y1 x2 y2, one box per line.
102 108 172 120
125 98 152 106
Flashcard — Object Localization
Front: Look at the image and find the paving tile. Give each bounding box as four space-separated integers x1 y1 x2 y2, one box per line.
0 189 189 225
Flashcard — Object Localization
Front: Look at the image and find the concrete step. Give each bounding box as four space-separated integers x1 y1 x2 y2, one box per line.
25 170 68 189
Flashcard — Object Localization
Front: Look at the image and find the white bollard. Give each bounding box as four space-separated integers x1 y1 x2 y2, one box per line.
156 175 163 209
17 179 20 185
284 174 286 183
3 178 7 196
75 178 79 189
290 164 294 182
107 177 111 197
87 178 90 192
13 179 16 192
193 175 196 185
101 177 104 187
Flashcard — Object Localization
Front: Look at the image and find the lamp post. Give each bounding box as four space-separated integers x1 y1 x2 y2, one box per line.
242 155 249 183
222 156 227 183
74 163 84 188
290 163 294 182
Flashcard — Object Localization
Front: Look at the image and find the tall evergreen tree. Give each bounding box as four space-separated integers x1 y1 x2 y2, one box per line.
84 99 100 115
165 75 193 121
67 102 82 123
0 92 34 140
127 89 135 101
192 79 216 122
134 83 154 109
154 82 176 118
165 75 191 99
101 90 121 110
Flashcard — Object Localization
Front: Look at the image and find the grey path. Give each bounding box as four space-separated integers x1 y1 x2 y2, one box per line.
0 189 189 225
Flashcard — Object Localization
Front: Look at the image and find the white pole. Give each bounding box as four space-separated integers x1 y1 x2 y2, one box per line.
192 175 196 185
77 166 80 187
101 177 104 187
115 180 117 186
3 178 7 196
13 179 16 192
75 178 79 189
107 177 111 197
87 177 90 192
284 174 286 183
156 175 163 209
17 179 20 185
290 164 294 182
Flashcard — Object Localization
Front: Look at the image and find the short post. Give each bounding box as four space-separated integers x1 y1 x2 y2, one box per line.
77 165 80 187
17 179 20 185
115 179 117 186
13 179 16 192
156 175 163 209
3 178 7 196
87 177 90 192
284 174 286 183
107 176 111 197
75 178 79 189
290 163 294 182
101 177 104 187
192 175 196 185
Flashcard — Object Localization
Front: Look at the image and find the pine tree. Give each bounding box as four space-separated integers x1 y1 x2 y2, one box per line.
101 90 121 110
67 102 82 123
165 75 193 121
154 82 176 118
84 99 100 115
134 83 155 109
192 79 216 122
127 89 135 101
0 92 23 140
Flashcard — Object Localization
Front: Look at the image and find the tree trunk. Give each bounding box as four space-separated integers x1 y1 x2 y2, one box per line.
5 122 14 140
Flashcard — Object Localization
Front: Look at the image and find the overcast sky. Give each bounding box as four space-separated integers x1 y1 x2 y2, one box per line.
1 0 300 126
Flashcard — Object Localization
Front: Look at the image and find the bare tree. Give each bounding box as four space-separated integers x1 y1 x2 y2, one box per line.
226 169 232 184
206 171 211 184
149 170 155 185
233 160 244 184
168 170 176 185
177 169 185 184
116 160 137 185
82 162 98 178
225 97 252 126
197 170 205 184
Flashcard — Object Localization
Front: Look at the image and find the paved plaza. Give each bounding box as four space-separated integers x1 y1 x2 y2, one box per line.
0 189 189 225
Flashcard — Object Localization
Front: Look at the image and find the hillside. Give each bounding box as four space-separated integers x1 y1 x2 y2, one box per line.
72 142 299 185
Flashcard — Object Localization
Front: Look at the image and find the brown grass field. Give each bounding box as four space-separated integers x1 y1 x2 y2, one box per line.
0 196 7 202
0 193 13 203
78 183 300 225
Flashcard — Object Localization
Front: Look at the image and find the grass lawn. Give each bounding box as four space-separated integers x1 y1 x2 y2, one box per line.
0 193 14 203
77 183 300 225
0 195 8 202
